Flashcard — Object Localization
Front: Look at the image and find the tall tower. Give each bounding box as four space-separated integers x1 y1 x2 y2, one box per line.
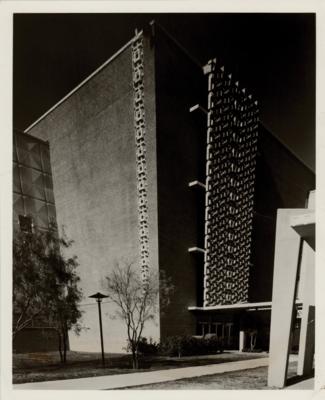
203 59 259 306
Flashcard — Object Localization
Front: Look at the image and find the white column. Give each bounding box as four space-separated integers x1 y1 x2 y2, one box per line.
267 209 305 388
239 330 245 352
297 241 315 375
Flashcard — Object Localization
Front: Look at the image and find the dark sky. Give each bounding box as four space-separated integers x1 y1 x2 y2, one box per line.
13 13 315 171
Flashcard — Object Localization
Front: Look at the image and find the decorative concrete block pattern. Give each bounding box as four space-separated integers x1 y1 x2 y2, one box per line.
203 59 259 306
132 34 150 283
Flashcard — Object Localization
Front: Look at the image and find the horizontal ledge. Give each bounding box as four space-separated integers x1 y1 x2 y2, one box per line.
188 180 206 189
188 247 205 254
188 300 303 312
189 104 208 115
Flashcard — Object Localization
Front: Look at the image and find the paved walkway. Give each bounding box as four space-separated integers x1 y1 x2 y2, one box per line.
286 378 314 390
14 356 269 390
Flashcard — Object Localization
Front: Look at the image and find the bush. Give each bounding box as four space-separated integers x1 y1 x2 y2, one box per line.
159 334 223 357
137 337 159 355
125 337 159 356
242 347 263 353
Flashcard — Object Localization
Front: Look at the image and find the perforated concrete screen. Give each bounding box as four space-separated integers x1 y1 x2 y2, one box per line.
13 131 56 231
203 59 259 306
132 34 150 283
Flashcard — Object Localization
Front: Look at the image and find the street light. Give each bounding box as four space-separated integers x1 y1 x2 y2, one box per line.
89 292 108 367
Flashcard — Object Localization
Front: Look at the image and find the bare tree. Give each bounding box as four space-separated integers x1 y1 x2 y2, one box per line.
104 262 173 369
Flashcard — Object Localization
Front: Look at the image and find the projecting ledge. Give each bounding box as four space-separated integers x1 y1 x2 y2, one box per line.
188 300 302 312
189 104 208 115
188 247 205 254
188 180 206 189
290 211 315 250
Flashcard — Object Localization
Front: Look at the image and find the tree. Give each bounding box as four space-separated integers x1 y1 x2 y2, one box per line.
13 224 83 362
43 227 83 363
104 261 173 369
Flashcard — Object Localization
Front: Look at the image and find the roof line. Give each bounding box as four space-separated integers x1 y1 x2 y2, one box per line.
24 30 143 134
14 128 49 145
151 20 202 70
260 121 315 174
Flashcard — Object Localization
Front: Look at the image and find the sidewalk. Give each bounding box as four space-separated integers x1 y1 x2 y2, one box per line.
14 356 269 390
286 378 314 390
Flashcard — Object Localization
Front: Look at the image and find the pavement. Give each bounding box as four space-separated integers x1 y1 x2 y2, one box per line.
14 353 314 391
285 378 314 390
14 356 269 390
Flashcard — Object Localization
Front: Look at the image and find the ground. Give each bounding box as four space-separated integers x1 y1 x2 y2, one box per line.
13 350 267 384
119 362 300 390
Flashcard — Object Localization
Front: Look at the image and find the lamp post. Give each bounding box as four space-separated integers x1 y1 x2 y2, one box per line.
89 292 108 367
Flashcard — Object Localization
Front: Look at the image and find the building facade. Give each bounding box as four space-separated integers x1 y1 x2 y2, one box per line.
13 130 56 233
20 22 315 352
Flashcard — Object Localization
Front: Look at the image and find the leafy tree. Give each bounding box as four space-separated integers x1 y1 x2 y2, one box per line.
104 261 173 369
13 224 83 362
13 227 49 338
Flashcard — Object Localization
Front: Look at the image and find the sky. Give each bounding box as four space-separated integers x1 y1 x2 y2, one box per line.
13 13 315 171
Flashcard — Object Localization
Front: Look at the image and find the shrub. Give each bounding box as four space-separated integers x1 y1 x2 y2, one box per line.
204 335 224 354
159 334 223 357
137 337 159 355
242 347 263 353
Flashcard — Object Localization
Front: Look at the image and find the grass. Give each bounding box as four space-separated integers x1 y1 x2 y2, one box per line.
13 350 267 384
119 361 301 390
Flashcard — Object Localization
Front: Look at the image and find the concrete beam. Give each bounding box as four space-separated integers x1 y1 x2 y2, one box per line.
291 212 315 250
297 241 315 375
189 104 208 115
188 180 206 189
188 247 205 254
268 209 307 388
188 301 274 311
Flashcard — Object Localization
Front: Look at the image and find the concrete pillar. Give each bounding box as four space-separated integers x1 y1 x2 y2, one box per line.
239 330 245 352
297 241 315 375
267 209 305 388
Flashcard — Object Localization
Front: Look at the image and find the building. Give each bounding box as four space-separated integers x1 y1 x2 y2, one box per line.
18 22 315 353
13 130 57 233
13 129 59 352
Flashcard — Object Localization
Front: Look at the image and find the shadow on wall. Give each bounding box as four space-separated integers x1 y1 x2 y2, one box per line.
13 328 59 353
249 152 283 303
248 126 315 303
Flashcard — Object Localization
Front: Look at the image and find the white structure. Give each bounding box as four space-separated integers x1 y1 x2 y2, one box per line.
268 191 315 388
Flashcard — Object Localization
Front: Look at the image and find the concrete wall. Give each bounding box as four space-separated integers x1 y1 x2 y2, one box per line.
154 26 206 338
27 35 159 352
13 328 58 353
249 125 315 302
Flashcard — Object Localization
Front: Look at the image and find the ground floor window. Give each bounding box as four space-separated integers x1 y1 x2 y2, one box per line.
197 322 234 346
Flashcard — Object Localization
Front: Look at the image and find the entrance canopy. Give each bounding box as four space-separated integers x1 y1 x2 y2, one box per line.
188 300 302 312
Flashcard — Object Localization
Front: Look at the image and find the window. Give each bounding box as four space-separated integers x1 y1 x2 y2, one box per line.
197 322 209 336
19 215 33 233
210 323 216 334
